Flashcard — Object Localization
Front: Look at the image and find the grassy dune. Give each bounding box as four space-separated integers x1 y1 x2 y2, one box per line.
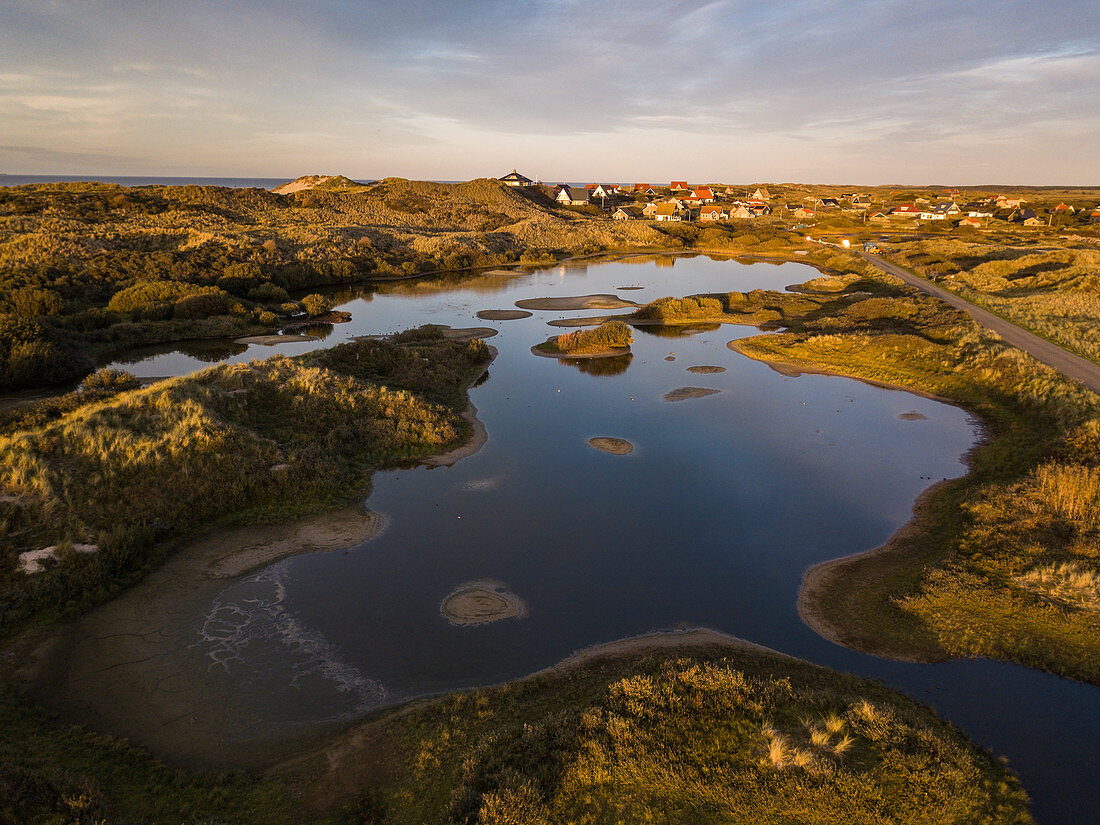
727 272 1100 681
305 644 1030 824
0 329 491 630
890 239 1100 363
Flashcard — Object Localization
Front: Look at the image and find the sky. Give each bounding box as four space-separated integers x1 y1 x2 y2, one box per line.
1 0 1097 184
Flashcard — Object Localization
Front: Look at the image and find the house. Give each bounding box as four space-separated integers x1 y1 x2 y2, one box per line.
670 180 689 191
498 169 534 187
792 207 815 218
692 187 715 203
819 197 841 209
633 183 658 196
730 205 754 219
654 203 682 221
752 187 771 200
1054 203 1076 214
642 201 660 218
958 217 983 228
591 184 618 200
1009 208 1038 223
890 204 922 218
851 195 873 208
1023 216 1045 227
612 206 642 220
920 211 946 220
665 197 685 210
964 202 994 218
996 195 1023 208
934 201 961 215
785 203 801 211
699 204 728 222
749 203 772 216
868 212 890 223
556 187 591 206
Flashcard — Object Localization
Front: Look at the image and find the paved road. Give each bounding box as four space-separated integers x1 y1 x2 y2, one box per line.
858 251 1100 395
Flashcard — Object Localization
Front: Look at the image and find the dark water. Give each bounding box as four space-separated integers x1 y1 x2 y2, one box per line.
83 255 1100 823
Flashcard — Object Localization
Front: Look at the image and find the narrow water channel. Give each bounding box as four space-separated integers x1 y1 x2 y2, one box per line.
35 255 1100 824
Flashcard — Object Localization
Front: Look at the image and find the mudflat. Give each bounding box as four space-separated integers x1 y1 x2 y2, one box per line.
663 386 722 401
587 436 634 455
516 294 637 311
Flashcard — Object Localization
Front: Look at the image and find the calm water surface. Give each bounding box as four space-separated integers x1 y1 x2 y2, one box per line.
88 255 1100 823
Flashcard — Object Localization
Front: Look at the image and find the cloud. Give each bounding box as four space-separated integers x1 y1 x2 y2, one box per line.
0 0 1096 181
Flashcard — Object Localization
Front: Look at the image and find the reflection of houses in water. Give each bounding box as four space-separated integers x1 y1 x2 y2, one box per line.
655 255 676 268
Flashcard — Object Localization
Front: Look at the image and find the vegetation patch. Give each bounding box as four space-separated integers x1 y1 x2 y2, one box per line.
535 320 633 357
296 644 1031 824
0 327 491 630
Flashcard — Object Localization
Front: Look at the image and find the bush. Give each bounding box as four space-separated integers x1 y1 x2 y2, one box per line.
633 295 723 322
80 368 140 393
8 287 62 317
257 311 278 326
107 282 222 314
172 290 231 320
248 282 289 304
544 321 633 354
302 294 333 316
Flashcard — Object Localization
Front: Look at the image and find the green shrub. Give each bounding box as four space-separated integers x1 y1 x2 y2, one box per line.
171 290 230 320
543 320 633 354
8 287 62 317
80 368 141 393
107 282 222 314
633 295 724 322
248 282 289 303
302 293 333 316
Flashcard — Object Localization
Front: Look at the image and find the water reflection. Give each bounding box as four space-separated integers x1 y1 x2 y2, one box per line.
559 353 633 377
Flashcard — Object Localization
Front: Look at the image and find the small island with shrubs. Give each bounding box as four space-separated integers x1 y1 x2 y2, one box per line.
532 319 633 358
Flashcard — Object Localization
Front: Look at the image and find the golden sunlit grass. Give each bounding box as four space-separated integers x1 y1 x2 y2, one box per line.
341 650 1032 824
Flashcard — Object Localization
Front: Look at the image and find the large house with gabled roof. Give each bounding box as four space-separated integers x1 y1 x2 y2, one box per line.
498 170 534 187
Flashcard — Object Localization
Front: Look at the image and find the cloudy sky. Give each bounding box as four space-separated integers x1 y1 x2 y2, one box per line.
1 0 1097 184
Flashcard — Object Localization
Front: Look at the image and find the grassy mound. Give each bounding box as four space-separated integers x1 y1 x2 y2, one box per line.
316 645 1030 824
538 320 633 355
0 328 491 629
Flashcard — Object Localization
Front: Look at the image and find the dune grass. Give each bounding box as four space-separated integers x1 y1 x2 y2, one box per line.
0 328 491 630
726 266 1100 682
538 320 633 355
311 645 1031 824
891 240 1100 363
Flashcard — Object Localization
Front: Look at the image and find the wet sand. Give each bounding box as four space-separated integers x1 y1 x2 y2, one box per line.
476 309 533 321
235 333 319 345
587 437 634 455
531 343 632 360
899 411 928 420
440 581 527 626
516 294 638 311
687 365 726 374
434 325 498 340
663 387 722 402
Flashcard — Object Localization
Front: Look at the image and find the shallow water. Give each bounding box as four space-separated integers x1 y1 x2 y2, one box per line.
48 255 1100 823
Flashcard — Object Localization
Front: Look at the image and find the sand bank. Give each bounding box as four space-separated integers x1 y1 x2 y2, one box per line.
663 387 721 402
235 333 319 345
587 437 634 455
687 365 726 374
531 343 631 360
476 309 532 321
516 294 637 311
441 581 527 626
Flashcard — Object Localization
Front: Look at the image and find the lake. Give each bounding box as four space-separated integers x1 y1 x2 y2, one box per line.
34 255 1100 824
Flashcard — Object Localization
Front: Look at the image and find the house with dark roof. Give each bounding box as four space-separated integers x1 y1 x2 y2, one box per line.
612 206 642 220
556 187 591 206
752 187 771 200
499 170 534 187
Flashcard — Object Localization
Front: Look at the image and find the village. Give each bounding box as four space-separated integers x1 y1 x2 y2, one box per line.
498 170 1100 231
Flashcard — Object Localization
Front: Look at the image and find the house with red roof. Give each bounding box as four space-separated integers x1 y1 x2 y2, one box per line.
692 187 715 203
670 180 689 191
